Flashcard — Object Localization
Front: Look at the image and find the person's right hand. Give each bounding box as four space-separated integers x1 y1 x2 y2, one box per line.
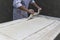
28 9 35 14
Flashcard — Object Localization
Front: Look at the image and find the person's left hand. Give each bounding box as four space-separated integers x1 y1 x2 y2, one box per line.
28 9 35 14
38 7 42 11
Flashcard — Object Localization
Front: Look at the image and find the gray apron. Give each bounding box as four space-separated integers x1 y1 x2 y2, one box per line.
13 0 32 20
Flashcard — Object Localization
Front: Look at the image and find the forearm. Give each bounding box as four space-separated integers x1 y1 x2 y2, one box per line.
18 6 34 14
18 6 29 13
32 3 40 9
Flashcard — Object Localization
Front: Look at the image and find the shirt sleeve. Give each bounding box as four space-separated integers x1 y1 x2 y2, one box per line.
31 0 35 3
13 0 22 8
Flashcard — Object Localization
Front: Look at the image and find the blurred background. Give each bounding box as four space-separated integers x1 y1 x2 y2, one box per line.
0 0 12 23
0 0 60 23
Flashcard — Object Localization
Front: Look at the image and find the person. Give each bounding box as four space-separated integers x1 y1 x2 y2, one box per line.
13 0 42 20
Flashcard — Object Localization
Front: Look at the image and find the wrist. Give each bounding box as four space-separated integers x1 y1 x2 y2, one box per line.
37 7 40 9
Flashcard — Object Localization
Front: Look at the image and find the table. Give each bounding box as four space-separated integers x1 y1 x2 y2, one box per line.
0 15 60 40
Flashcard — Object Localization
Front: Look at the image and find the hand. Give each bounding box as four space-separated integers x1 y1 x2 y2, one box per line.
28 9 35 14
38 8 42 11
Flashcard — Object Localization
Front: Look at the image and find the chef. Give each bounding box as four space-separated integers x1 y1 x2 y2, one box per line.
13 0 42 20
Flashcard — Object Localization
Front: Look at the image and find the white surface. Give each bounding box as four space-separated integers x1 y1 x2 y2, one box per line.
24 21 60 40
0 32 14 40
0 15 60 40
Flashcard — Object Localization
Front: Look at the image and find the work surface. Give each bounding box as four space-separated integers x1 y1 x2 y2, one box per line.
0 15 60 40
